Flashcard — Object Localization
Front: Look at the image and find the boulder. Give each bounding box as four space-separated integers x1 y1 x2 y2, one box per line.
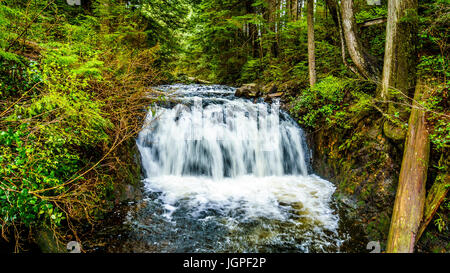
118 183 143 203
235 83 260 98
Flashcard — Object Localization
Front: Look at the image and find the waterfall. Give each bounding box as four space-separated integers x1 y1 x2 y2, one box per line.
137 88 308 179
131 84 341 252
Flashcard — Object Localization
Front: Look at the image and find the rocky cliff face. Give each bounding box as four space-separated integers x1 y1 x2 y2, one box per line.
307 114 400 249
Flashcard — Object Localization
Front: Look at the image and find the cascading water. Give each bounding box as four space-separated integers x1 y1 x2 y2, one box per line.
124 84 345 252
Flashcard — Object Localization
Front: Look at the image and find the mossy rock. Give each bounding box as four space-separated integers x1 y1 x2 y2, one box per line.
36 228 67 253
383 120 406 142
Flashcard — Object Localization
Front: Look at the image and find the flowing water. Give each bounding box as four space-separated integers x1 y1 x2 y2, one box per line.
101 84 363 253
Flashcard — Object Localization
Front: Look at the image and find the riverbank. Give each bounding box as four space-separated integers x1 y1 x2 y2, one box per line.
232 79 449 253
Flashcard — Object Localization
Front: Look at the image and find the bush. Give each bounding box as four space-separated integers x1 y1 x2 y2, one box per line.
290 76 349 128
0 62 113 234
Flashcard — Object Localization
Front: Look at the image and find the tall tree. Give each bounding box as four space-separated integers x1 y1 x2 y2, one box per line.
380 0 419 141
298 0 303 18
325 0 358 75
245 0 259 58
340 0 381 81
267 0 279 57
288 0 299 21
384 0 424 253
292 0 298 21
306 0 316 86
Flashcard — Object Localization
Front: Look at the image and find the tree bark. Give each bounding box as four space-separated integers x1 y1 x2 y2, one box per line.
380 0 418 142
416 173 449 241
246 0 259 58
268 0 279 57
291 0 298 21
380 0 418 101
386 81 430 253
307 0 316 86
324 0 358 75
298 0 303 18
340 0 381 81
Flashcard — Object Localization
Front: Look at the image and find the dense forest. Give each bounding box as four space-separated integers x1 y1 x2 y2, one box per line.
0 0 448 253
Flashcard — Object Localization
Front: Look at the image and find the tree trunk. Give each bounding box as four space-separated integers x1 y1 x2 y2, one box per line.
380 0 418 141
298 0 303 18
268 0 279 57
380 0 418 100
246 0 259 58
292 0 298 21
287 0 292 20
340 0 381 81
307 0 316 86
416 173 449 241
386 81 430 253
324 0 339 27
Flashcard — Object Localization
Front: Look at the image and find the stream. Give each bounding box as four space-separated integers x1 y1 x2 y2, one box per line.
88 84 366 253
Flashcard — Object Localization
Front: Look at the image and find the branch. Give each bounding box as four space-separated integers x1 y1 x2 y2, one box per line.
358 17 387 28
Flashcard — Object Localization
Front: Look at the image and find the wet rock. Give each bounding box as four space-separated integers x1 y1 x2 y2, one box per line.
118 183 143 203
263 83 278 94
383 120 406 142
235 83 260 98
264 92 284 103
305 113 399 247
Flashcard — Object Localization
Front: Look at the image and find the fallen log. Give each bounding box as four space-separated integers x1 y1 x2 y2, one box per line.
187 77 212 84
358 17 387 28
386 81 430 253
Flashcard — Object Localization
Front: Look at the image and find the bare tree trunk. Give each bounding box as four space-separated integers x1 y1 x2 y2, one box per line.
386 80 430 253
287 0 292 20
380 0 418 100
335 0 358 75
340 0 381 81
380 0 418 141
268 0 279 57
275 0 281 55
292 0 298 21
298 0 303 18
307 0 316 86
325 0 357 74
246 0 259 58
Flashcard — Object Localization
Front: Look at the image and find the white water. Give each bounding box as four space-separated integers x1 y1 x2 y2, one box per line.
134 84 340 252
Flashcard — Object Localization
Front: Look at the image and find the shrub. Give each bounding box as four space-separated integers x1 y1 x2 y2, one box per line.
290 76 349 128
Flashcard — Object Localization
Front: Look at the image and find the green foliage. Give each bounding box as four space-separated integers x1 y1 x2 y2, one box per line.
434 212 447 233
176 0 355 84
355 6 387 24
417 55 449 79
0 0 449 253
424 82 449 152
0 58 113 232
290 76 350 128
0 0 165 244
240 58 264 83
0 125 71 228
